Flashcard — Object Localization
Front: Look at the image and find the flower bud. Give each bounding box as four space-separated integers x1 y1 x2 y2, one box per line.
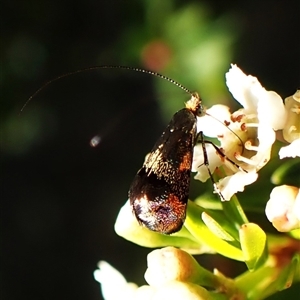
144 247 213 288
265 185 300 232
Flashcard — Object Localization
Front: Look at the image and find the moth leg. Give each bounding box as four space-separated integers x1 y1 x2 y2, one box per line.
203 140 247 173
196 132 246 200
195 131 225 200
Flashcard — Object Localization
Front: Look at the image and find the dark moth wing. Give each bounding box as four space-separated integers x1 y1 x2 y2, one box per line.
129 107 198 234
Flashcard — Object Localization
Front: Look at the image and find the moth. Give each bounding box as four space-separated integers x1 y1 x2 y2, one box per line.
128 94 202 234
22 65 240 235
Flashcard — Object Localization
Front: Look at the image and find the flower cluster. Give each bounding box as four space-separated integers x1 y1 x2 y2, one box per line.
94 247 240 300
192 65 299 201
95 65 300 299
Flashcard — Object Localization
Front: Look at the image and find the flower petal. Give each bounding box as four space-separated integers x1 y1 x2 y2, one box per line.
283 90 300 141
279 139 300 158
257 91 286 130
216 171 258 201
248 124 274 170
192 144 222 182
226 64 262 113
197 105 231 137
94 261 138 300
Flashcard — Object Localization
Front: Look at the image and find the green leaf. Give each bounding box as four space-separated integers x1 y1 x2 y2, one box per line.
289 228 300 240
201 212 236 242
271 158 300 186
184 201 244 261
222 195 249 227
277 254 300 290
234 265 274 299
239 223 268 271
235 254 300 299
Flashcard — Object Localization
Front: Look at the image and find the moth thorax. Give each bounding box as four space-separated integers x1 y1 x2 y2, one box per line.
185 93 202 115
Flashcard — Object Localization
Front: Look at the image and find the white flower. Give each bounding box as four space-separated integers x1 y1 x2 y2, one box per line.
192 64 286 200
279 90 300 158
265 185 300 232
94 261 138 300
94 248 213 300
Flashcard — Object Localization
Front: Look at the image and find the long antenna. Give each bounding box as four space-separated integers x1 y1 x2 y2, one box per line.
20 65 194 113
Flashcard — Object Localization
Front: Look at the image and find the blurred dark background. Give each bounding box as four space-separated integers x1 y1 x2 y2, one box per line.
2 0 299 299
